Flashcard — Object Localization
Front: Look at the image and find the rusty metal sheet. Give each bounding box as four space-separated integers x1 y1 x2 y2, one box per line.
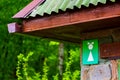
100 42 120 59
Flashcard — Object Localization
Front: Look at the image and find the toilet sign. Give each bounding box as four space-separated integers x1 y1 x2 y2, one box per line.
82 39 99 65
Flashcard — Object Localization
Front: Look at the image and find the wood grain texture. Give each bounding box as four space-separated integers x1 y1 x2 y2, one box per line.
100 42 120 59
111 60 118 80
19 1 120 43
22 2 120 32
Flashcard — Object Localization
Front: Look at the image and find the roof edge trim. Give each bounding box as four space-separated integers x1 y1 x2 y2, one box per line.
13 0 45 18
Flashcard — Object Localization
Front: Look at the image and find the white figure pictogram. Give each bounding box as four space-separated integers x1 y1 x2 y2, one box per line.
87 42 94 62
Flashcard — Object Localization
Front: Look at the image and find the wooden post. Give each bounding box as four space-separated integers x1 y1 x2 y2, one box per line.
59 42 64 80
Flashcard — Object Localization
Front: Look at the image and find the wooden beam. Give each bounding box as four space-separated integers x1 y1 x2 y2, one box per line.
22 2 120 32
17 1 120 43
7 22 21 33
111 60 118 80
100 42 120 59
79 29 112 40
22 27 120 43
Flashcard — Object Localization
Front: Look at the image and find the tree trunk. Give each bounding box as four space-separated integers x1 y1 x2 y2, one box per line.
59 42 64 79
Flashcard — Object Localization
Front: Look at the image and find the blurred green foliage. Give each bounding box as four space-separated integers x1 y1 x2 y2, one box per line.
118 60 120 80
0 0 80 80
17 50 80 80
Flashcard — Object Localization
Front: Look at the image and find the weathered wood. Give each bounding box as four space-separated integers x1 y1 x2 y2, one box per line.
112 29 120 42
22 2 120 32
21 1 120 43
81 39 120 80
79 29 112 40
111 60 118 80
100 42 120 59
59 42 64 79
81 66 89 80
7 23 21 33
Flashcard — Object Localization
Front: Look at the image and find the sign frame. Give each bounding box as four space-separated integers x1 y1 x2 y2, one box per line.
82 39 99 65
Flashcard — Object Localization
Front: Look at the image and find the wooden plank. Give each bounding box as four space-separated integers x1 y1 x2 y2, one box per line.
19 2 120 43
8 1 120 44
111 60 118 80
100 42 120 59
70 1 120 23
22 1 120 32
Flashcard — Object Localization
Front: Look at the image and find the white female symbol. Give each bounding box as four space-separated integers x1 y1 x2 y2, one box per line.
87 42 94 62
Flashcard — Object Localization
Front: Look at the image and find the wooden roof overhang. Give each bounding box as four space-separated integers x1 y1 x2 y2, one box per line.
8 1 120 43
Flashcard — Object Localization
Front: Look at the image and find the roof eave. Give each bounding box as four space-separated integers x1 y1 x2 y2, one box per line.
13 0 45 18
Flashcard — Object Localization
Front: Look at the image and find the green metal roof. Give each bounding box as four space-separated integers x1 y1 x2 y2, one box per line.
29 0 115 17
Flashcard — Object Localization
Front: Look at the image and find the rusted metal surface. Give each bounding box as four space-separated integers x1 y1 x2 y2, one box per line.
7 23 21 33
13 0 45 18
100 42 120 59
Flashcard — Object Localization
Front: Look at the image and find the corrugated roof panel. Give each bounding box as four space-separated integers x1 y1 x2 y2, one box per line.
37 0 51 16
44 0 56 14
52 0 63 13
90 0 100 5
75 0 83 8
67 0 76 9
29 0 116 17
59 0 70 11
110 0 115 2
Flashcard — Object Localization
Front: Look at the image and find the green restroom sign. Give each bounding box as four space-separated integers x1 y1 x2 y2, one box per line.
82 39 99 65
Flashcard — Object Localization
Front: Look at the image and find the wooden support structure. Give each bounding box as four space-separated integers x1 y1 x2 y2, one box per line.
81 41 120 80
19 1 120 43
100 42 120 59
7 23 21 33
8 0 120 80
59 42 64 79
